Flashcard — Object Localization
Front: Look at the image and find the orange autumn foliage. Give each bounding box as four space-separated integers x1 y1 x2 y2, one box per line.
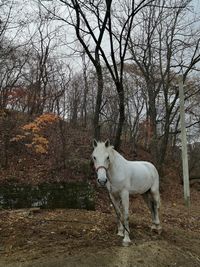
12 113 59 154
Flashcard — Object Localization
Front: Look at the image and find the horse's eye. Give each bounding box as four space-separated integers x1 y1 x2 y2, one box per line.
93 156 96 161
107 156 109 160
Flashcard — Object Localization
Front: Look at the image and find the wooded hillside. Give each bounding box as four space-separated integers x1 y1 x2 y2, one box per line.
0 0 200 186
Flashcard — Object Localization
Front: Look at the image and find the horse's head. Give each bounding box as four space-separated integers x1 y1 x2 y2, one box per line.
92 139 111 186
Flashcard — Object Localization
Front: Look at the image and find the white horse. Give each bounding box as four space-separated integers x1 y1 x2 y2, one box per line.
92 139 162 246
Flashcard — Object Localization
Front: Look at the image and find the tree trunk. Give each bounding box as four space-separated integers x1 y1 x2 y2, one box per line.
114 82 125 150
93 64 103 140
81 51 88 127
148 89 158 163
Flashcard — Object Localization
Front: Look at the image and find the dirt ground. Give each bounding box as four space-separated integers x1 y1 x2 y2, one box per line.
0 185 199 267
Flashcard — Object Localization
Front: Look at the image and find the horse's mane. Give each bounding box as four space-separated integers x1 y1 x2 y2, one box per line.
108 145 125 163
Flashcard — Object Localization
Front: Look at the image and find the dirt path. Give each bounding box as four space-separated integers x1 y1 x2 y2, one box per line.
3 239 200 267
0 192 199 267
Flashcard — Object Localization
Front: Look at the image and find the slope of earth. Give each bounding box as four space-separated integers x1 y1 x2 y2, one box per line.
0 184 199 267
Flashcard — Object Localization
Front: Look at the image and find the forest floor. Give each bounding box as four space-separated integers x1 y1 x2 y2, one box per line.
0 181 199 267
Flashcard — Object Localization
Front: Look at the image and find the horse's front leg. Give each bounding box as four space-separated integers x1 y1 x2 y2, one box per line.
121 189 131 246
109 193 124 236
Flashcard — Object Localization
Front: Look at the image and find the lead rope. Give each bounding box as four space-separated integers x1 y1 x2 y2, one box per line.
107 189 130 235
94 164 130 235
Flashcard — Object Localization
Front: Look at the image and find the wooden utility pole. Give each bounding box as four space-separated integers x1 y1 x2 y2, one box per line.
179 77 190 207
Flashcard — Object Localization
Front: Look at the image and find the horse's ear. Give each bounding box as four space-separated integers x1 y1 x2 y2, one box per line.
105 139 110 148
93 139 98 148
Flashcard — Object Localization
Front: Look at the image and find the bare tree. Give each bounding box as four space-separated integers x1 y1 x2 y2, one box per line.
128 0 200 167
39 0 112 140
38 0 154 149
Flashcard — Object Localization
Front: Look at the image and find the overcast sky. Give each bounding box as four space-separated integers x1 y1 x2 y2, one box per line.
2 0 200 72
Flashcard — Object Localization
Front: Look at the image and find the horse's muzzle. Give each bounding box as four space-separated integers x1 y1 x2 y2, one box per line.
97 178 108 187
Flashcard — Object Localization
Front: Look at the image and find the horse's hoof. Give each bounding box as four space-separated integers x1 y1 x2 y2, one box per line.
117 232 124 237
122 241 131 247
151 225 162 234
122 237 131 247
157 226 162 235
151 225 157 231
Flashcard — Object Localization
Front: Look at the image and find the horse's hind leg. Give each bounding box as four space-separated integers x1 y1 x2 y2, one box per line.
150 189 162 233
142 190 162 233
142 190 154 223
